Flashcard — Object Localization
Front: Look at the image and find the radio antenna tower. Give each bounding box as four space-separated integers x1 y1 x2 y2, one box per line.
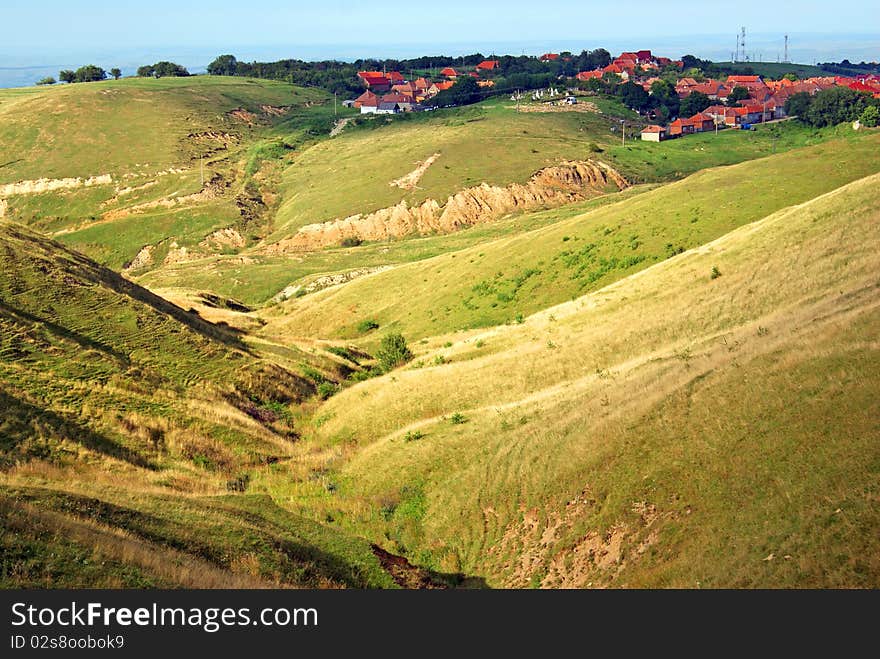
741 27 748 62
784 35 790 64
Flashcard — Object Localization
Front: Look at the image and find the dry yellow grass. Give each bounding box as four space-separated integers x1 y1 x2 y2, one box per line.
288 173 880 588
3 499 281 589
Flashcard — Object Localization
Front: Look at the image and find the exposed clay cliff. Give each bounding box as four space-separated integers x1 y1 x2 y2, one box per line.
263 161 627 254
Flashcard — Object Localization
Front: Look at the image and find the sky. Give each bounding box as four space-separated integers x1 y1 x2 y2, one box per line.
1 0 877 86
5 0 878 51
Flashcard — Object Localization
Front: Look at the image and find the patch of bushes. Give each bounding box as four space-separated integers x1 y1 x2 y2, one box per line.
450 413 468 425
226 474 251 493
317 382 338 400
340 237 363 248
327 346 361 364
403 430 425 443
376 333 413 372
357 319 380 334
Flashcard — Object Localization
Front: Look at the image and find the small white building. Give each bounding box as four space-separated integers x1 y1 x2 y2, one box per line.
640 125 666 142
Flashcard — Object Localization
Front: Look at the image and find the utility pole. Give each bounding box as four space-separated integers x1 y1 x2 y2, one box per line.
200 153 204 187
621 119 626 147
334 91 338 117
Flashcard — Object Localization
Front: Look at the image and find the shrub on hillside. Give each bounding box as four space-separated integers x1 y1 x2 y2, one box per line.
357 319 380 334
376 333 413 372
860 105 879 128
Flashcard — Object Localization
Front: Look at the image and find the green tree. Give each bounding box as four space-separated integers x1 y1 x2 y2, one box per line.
110 68 122 80
726 86 751 105
650 79 680 118
859 104 879 127
784 92 813 118
74 65 106 82
36 77 57 86
618 81 651 112
431 76 482 107
681 91 711 116
804 86 869 127
137 62 189 78
376 333 413 372
207 54 238 76
59 70 76 84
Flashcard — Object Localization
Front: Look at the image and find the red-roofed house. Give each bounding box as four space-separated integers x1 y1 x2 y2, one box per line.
603 64 630 80
358 71 391 92
440 67 458 79
636 50 654 64
387 71 405 84
691 80 730 100
727 75 763 85
476 60 499 71
355 90 380 114
430 81 455 94
686 113 716 133
540 53 560 62
577 70 604 82
667 118 685 137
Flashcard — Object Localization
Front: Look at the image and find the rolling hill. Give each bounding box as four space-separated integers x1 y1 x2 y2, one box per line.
0 76 342 270
2 72 878 590
0 220 412 589
262 132 880 344
277 171 880 587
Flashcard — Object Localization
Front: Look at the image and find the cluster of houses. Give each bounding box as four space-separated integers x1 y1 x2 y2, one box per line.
348 48 880 130
641 72 880 142
576 50 683 83
352 62 499 114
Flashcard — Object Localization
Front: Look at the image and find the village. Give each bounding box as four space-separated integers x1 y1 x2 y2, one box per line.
351 61 499 114
348 48 880 142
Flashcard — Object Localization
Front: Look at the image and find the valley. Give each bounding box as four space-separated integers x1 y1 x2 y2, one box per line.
1 73 878 589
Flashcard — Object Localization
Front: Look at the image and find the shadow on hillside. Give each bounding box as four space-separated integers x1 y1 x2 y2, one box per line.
371 544 490 590
6 487 466 590
3 223 251 354
0 299 131 366
0 391 156 470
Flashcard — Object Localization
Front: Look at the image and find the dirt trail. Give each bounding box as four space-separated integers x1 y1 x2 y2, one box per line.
329 117 355 138
391 153 441 190
264 160 628 254
0 174 112 196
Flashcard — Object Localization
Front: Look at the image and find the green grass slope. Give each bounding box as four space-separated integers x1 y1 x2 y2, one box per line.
265 132 880 344
0 76 343 270
287 172 880 588
265 100 838 242
0 221 395 588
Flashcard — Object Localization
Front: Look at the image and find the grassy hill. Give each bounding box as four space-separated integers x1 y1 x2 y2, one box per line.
3 72 878 590
263 132 880 344
0 76 344 270
715 61 827 79
0 220 404 588
275 171 880 587
139 117 852 308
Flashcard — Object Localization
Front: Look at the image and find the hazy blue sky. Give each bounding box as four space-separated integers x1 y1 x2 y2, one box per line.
1 1 877 87
6 0 878 51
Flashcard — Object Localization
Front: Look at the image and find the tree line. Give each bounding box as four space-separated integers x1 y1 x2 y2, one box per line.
785 87 880 128
204 50 613 98
41 60 190 85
